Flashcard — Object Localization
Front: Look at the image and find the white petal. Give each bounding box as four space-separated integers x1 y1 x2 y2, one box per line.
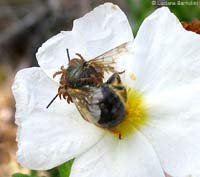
70 131 165 177
12 67 104 170
36 3 133 80
128 7 200 176
173 175 200 177
141 82 200 176
128 7 200 94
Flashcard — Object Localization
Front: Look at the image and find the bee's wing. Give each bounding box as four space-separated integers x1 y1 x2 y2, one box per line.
88 42 130 73
68 88 97 124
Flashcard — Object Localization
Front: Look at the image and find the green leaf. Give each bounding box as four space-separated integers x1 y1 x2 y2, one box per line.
12 173 30 177
30 170 37 176
58 159 74 177
12 173 44 177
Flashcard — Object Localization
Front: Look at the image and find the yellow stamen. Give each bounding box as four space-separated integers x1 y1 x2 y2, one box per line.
108 87 148 138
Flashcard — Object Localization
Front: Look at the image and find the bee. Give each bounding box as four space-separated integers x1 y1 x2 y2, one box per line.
69 73 127 136
46 42 129 108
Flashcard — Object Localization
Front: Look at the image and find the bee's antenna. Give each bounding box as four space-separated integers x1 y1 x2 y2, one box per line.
118 70 125 74
46 94 59 109
66 48 70 62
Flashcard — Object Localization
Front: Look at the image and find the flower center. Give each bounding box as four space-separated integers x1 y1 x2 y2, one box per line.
108 87 148 139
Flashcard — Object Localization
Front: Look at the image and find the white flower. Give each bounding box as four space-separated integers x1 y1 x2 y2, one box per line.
12 3 200 177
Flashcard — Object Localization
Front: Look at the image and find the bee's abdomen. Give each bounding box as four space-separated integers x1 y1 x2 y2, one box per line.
88 85 125 128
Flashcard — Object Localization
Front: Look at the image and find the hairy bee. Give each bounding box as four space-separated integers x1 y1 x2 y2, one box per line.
69 73 127 130
46 43 129 108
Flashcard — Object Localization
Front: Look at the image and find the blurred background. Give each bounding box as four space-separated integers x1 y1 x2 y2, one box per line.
0 0 199 177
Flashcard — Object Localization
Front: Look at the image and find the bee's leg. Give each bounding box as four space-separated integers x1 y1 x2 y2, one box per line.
75 53 85 61
63 91 73 104
90 74 103 84
53 71 63 78
103 65 116 73
53 66 65 78
59 80 65 85
106 73 121 85
58 86 67 100
92 70 104 82
109 129 122 140
118 70 125 74
79 75 102 85
58 87 65 99
57 87 73 104
119 133 122 140
60 66 65 71
97 71 103 78
79 77 91 82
